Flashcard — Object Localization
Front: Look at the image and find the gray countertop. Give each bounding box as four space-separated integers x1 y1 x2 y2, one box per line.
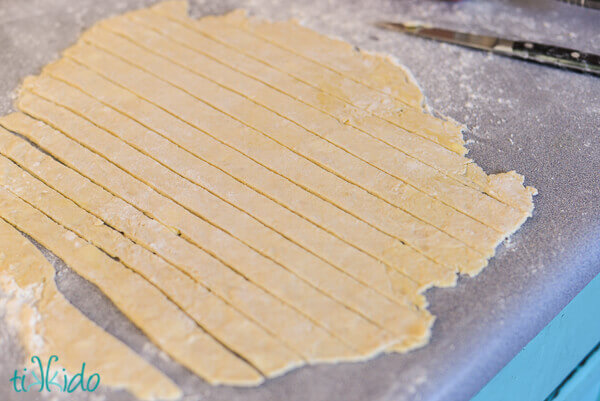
0 1 599 400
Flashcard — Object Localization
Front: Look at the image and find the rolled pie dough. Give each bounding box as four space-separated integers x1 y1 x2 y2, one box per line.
0 0 536 393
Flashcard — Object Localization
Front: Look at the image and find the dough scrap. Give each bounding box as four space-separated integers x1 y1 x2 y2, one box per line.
0 219 182 400
0 0 536 389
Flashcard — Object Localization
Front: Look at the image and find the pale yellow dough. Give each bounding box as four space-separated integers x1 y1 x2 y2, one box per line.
0 0 536 390
0 219 182 400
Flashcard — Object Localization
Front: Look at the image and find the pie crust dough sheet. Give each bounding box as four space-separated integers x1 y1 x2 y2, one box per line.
0 0 536 394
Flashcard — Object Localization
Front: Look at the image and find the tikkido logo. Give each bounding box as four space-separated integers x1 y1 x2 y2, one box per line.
9 355 101 393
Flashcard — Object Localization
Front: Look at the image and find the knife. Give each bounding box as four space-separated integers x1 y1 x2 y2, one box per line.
558 0 600 10
377 22 600 76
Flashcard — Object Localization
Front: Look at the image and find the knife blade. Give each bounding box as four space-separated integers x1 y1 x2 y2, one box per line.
377 22 600 76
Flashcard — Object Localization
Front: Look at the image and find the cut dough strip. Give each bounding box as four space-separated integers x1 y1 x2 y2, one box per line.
22 75 425 317
90 20 503 257
4 109 395 356
0 218 182 400
0 124 363 363
0 155 304 377
0 187 263 386
38 58 454 292
59 43 479 274
153 1 464 154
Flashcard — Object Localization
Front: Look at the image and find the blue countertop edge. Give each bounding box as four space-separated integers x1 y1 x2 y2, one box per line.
472 267 600 400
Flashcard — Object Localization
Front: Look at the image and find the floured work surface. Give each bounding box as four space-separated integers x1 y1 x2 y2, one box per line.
0 0 537 398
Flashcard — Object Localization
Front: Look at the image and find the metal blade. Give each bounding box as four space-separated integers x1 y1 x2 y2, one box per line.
377 22 513 52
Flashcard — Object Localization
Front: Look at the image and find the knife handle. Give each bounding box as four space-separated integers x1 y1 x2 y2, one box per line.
509 41 600 76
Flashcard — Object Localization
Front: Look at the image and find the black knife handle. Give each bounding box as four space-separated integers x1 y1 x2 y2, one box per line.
510 41 600 76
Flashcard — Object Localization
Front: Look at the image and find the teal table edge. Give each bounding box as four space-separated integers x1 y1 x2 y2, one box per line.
472 272 600 401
